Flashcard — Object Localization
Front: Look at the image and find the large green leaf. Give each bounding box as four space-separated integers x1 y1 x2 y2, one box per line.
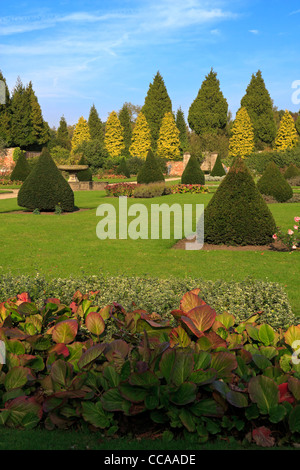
284 324 300 347
169 326 191 348
181 305 216 337
103 366 121 388
193 351 211 370
189 368 217 386
85 312 105 336
258 324 276 346
78 344 106 369
190 399 223 417
288 377 300 400
289 405 300 433
248 375 279 414
50 359 72 388
119 382 148 403
4 367 32 391
226 391 248 408
170 382 197 405
52 320 78 344
179 408 196 432
210 352 237 380
81 401 112 429
129 371 159 387
101 388 131 413
171 352 194 387
215 312 235 329
159 349 176 384
4 396 42 428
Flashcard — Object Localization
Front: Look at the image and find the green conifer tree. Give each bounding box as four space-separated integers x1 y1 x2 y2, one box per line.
0 70 12 146
137 149 165 184
176 107 188 154
229 107 255 158
210 155 226 177
57 115 71 149
10 150 31 181
119 104 132 158
88 104 104 141
10 77 32 148
181 154 205 184
240 70 277 146
141 71 172 150
257 161 293 202
27 82 50 147
188 68 228 136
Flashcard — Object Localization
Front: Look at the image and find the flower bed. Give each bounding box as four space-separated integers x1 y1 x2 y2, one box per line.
273 216 300 251
170 184 209 194
0 289 299 447
105 182 139 197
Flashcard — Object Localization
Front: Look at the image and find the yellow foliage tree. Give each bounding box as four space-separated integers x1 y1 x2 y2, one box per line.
275 110 299 151
129 112 151 159
104 111 125 158
71 116 91 153
156 111 181 160
229 107 254 159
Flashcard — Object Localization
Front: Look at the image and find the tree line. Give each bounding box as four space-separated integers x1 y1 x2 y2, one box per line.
0 68 299 171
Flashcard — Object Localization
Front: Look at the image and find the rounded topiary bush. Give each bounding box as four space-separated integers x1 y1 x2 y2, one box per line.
17 147 75 212
10 151 31 182
257 161 293 202
210 154 226 177
204 157 277 246
284 163 300 180
117 157 131 178
77 155 93 182
137 150 165 184
181 154 205 184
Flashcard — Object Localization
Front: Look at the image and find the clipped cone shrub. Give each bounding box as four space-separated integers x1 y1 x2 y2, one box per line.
137 149 165 184
77 155 93 182
10 151 31 182
17 147 75 212
257 161 293 202
181 154 205 184
210 154 226 177
117 157 131 178
284 164 300 180
204 157 277 246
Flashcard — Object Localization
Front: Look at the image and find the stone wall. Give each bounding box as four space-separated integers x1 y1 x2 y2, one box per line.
68 181 108 191
166 152 191 176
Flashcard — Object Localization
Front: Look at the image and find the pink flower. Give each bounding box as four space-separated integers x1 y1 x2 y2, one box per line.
294 225 299 230
288 229 294 235
272 234 277 240
292 245 297 250
294 217 300 223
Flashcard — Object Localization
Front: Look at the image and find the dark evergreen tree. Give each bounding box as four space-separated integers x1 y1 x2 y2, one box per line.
10 77 32 148
210 154 226 176
77 155 93 182
188 68 228 136
204 157 277 246
119 104 132 157
0 70 12 146
257 161 293 202
117 157 131 178
88 104 104 142
141 71 172 150
181 154 205 184
240 70 277 146
284 164 300 179
57 115 70 149
27 81 50 147
10 151 31 181
137 149 165 184
17 147 75 212
176 107 188 154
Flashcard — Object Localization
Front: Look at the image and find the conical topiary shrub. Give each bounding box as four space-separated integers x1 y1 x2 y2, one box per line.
117 157 131 178
137 149 165 184
257 161 293 202
17 147 75 212
204 157 277 246
181 154 205 184
10 151 31 182
210 155 226 177
284 164 300 180
77 155 93 182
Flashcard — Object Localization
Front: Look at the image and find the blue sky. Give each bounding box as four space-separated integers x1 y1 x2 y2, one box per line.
1 0 299 128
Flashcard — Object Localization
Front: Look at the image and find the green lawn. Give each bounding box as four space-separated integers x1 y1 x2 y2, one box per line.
0 190 299 316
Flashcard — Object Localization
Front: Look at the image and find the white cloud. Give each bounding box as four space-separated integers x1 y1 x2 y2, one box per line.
249 29 259 34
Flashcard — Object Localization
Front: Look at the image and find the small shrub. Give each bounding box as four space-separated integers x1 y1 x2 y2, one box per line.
210 155 226 177
117 157 131 178
181 154 205 184
284 164 300 180
133 182 171 198
77 155 93 182
137 150 165 184
257 161 293 202
10 151 31 182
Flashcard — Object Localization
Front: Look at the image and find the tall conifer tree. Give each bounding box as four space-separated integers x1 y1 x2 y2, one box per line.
141 71 172 150
275 110 299 150
176 107 188 154
129 112 151 159
119 104 132 157
104 111 125 158
188 68 228 136
10 77 32 147
229 107 255 158
57 115 70 149
240 70 276 146
71 116 91 152
0 70 11 146
156 111 181 160
27 81 50 146
88 104 104 141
